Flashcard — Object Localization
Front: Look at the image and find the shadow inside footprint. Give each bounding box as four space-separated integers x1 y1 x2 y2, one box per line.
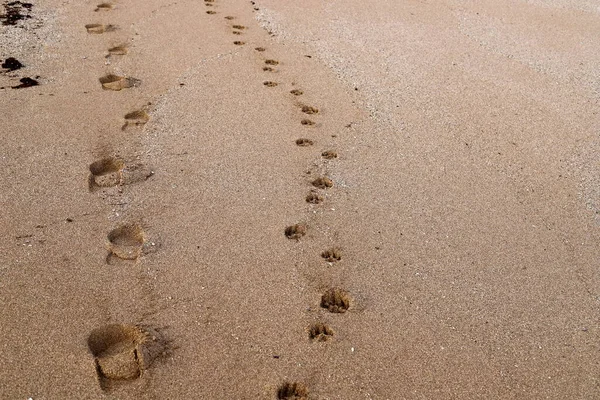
99 74 141 91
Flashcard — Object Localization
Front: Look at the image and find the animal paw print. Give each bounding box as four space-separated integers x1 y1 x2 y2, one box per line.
295 138 313 146
277 382 309 400
285 224 306 240
320 288 351 313
312 177 333 189
309 322 334 341
321 150 338 159
305 191 323 204
321 247 342 262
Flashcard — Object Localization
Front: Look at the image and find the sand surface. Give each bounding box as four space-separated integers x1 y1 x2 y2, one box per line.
1 0 599 398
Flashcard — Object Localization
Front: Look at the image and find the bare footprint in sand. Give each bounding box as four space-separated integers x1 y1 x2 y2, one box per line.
88 324 165 391
85 24 116 34
89 158 123 189
277 382 309 400
89 157 153 190
94 3 113 11
122 110 150 130
263 81 278 87
107 223 145 261
206 10 216 14
320 288 352 313
99 74 141 91
107 45 128 56
265 59 279 66
301 119 315 126
233 41 245 46
290 89 303 96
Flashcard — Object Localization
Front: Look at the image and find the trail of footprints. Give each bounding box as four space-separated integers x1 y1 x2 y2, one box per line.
82 0 352 396
82 1 164 393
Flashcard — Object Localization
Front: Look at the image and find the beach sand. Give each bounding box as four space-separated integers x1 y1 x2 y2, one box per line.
1 0 599 398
